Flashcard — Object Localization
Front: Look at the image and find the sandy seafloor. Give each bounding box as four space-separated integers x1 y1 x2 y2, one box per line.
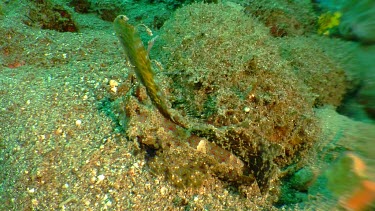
1 0 375 210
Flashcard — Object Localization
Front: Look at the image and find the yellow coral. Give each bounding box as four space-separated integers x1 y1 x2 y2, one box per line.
318 11 342 35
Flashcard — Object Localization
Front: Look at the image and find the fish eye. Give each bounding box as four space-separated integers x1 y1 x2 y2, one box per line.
119 15 129 21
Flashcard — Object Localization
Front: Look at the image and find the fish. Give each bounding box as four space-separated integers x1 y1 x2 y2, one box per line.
114 15 271 193
114 15 188 129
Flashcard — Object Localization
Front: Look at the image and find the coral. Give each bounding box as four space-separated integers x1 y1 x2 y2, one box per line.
317 11 342 35
343 180 375 211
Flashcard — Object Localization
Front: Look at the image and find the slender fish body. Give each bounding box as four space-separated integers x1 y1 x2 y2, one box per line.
114 15 187 128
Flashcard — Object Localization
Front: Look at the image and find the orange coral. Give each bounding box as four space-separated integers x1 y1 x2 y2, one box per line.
341 180 375 211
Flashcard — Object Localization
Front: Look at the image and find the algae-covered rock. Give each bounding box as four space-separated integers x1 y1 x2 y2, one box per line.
243 0 317 37
151 2 319 192
116 1 359 201
278 36 360 108
25 0 79 32
89 0 127 21
290 167 316 192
